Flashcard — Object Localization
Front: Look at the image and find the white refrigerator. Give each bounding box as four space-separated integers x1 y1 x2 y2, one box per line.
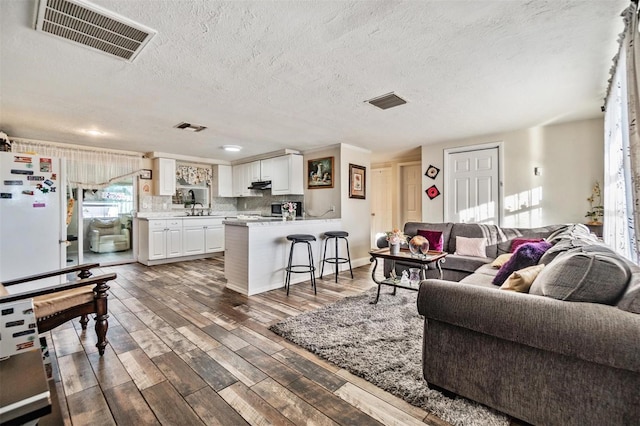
0 152 66 283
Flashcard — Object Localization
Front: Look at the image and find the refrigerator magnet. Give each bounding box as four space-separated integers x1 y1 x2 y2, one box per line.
4 180 23 185
13 156 32 163
33 202 45 208
40 158 52 172
0 193 12 199
50 186 56 192
27 175 44 181
21 190 34 195
51 173 57 180
44 179 53 186
11 169 33 175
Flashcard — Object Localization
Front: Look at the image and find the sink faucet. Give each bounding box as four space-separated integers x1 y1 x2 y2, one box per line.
191 202 203 216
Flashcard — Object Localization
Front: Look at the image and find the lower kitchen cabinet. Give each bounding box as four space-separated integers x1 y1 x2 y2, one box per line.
138 218 224 265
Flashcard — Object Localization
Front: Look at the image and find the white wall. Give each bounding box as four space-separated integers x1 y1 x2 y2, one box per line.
421 117 604 227
340 144 372 265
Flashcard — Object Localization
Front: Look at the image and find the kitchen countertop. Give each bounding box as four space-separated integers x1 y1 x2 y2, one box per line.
223 217 340 226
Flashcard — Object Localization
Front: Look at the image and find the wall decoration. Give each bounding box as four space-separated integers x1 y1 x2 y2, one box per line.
308 156 334 189
349 164 366 199
426 185 441 200
425 165 440 179
140 169 152 180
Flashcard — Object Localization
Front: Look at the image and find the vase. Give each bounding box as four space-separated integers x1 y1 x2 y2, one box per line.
285 212 295 221
389 243 400 255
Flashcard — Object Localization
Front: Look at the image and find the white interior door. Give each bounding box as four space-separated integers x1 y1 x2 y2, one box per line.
371 168 392 247
400 164 422 225
445 147 500 224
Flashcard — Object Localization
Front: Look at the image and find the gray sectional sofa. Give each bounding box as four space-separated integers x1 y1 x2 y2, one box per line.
410 223 640 425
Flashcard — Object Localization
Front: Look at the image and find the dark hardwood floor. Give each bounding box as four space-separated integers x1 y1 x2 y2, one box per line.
38 257 453 426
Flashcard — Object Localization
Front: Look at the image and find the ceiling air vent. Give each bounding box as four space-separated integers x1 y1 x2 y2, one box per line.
34 0 156 62
174 122 207 132
366 92 407 110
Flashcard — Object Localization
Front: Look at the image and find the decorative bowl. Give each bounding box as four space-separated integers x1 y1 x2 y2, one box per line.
408 235 429 257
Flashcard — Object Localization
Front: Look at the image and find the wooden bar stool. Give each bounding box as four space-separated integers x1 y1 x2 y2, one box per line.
320 231 353 282
285 234 317 295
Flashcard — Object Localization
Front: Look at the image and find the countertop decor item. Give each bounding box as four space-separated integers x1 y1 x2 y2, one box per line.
282 201 297 220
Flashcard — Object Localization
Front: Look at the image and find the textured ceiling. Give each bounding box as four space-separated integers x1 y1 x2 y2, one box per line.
0 0 628 163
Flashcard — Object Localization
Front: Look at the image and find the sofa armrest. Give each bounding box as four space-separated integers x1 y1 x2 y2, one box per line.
417 279 640 373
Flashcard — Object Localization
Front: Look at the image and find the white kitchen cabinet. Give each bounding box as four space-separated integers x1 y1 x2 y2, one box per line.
249 160 261 182
260 157 274 181
271 154 304 195
232 163 262 197
212 165 233 197
183 218 224 255
205 223 224 252
154 158 176 196
140 219 183 262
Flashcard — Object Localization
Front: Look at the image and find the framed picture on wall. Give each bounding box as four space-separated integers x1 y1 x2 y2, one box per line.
349 164 366 199
308 157 334 189
140 169 152 180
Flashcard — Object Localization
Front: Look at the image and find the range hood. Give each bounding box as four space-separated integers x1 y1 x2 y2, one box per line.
248 180 272 190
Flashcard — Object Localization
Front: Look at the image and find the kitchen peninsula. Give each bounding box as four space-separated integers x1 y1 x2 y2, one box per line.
224 217 341 295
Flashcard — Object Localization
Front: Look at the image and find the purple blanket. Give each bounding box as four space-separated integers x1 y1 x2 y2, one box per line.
493 241 552 286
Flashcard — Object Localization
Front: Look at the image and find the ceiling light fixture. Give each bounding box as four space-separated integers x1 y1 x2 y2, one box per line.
84 129 105 136
174 122 207 132
365 92 407 110
221 145 242 152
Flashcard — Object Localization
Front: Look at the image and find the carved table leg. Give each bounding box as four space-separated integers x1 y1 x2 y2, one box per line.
79 314 89 330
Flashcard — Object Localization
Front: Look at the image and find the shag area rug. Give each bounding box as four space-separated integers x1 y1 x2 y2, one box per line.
269 288 509 426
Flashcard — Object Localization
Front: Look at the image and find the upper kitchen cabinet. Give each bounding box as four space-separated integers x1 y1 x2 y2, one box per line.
154 158 176 195
270 154 303 195
232 162 262 197
248 160 261 183
212 165 233 197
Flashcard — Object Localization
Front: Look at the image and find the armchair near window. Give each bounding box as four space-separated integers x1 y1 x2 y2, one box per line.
0 264 116 356
89 217 130 253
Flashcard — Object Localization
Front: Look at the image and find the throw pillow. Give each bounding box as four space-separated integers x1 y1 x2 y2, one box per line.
493 241 552 286
500 264 545 292
454 236 487 258
510 238 544 253
491 253 513 268
417 229 444 252
530 249 631 304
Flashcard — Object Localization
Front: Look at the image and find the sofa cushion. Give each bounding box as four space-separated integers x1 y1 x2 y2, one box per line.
454 236 487 257
500 264 545 293
530 247 631 305
450 223 502 257
510 238 544 253
617 272 640 314
443 255 493 274
404 222 453 252
491 253 513 268
417 229 444 251
493 241 552 286
458 271 496 288
474 263 500 277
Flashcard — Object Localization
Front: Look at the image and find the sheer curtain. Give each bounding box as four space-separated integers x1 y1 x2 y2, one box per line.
11 139 143 189
604 3 640 264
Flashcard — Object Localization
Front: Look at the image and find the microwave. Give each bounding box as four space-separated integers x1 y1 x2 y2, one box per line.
271 202 302 217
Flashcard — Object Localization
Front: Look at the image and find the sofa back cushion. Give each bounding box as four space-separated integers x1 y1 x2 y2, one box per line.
530 246 632 305
617 271 640 314
497 225 567 255
450 223 503 257
404 222 453 252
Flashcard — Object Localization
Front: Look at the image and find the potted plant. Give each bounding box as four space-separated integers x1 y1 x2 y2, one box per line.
386 228 408 254
585 181 604 225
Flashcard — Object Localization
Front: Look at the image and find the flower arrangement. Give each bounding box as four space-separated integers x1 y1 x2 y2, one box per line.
386 228 408 245
282 201 297 214
585 181 604 225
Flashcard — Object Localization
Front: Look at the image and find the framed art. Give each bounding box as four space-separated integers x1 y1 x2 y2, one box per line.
308 156 334 189
140 169 152 180
349 164 366 199
425 165 440 179
426 185 441 200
